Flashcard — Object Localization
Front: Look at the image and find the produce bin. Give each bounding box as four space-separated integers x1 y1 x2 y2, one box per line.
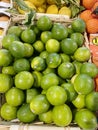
0 8 98 130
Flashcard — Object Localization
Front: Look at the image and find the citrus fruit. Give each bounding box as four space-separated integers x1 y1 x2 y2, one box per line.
40 31 52 43
46 85 67 105
31 56 46 71
47 0 55 4
37 15 52 31
15 71 34 90
72 60 82 74
17 103 36 123
60 53 71 63
33 40 44 52
26 88 39 103
0 49 12 67
70 32 84 47
0 103 17 121
71 18 86 33
72 94 85 109
52 104 72 126
61 83 77 102
21 29 36 44
29 0 45 7
9 41 25 58
46 4 58 14
2 66 16 76
45 39 60 53
46 53 61 68
58 62 75 79
13 58 30 73
61 38 78 55
2 34 19 49
7 25 22 37
39 51 49 59
74 108 97 130
80 62 98 78
39 110 52 124
42 67 56 75
30 94 50 114
32 70 43 88
58 6 71 18
24 43 34 57
73 74 95 95
0 73 13 93
85 91 98 111
51 23 68 41
41 73 59 90
74 47 91 62
5 87 25 107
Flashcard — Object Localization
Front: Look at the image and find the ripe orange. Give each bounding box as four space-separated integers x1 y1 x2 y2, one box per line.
86 18 98 33
79 10 93 23
82 0 97 9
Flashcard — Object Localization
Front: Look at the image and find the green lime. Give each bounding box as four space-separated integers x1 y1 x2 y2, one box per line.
2 66 16 75
40 31 52 43
33 40 45 52
17 103 36 123
24 43 34 57
37 15 52 31
46 53 61 68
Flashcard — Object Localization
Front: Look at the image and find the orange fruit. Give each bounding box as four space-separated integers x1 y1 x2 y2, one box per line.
86 18 98 33
17 103 36 123
79 10 93 23
85 91 98 111
58 62 75 79
46 85 67 105
52 104 72 126
37 15 52 31
73 74 95 95
80 62 98 78
71 18 86 33
82 0 97 9
0 103 17 121
15 71 34 90
74 108 97 130
41 73 59 90
5 87 25 107
61 38 78 55
30 94 50 114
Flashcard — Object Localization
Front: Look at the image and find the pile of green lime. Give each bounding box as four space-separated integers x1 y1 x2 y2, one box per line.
0 15 98 130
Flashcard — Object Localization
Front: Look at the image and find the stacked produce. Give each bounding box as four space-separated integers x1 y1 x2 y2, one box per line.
13 0 84 18
0 15 98 130
79 0 98 34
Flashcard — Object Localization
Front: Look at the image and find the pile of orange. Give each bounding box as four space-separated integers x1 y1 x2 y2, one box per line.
80 0 98 33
